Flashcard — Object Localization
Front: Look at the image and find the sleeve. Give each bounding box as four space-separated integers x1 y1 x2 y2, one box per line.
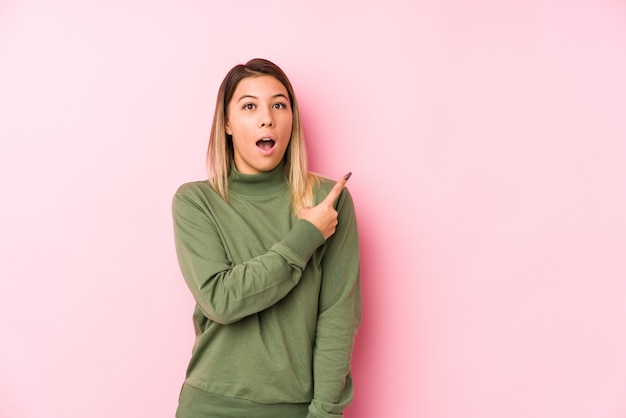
307 188 362 418
172 189 326 325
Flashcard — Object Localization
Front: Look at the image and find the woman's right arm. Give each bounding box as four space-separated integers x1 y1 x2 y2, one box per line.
172 191 325 325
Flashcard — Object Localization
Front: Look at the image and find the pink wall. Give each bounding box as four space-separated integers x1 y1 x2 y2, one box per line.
1 1 625 417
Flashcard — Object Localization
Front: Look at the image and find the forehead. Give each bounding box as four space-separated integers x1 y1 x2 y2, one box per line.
233 75 289 98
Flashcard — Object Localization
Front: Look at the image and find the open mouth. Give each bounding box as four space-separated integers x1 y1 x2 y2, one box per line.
256 138 276 150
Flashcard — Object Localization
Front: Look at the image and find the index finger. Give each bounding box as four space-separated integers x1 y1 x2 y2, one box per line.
321 172 352 206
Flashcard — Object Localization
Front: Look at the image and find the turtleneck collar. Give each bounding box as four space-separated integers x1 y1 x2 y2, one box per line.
228 160 289 197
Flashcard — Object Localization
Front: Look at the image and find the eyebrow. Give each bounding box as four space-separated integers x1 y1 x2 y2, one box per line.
236 93 289 103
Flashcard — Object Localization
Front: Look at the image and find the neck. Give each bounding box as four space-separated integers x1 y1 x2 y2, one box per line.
228 161 288 197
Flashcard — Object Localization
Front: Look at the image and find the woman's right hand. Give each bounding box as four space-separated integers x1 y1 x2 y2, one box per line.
299 173 351 240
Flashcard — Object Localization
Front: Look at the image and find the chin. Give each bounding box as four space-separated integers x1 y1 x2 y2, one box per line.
259 160 282 172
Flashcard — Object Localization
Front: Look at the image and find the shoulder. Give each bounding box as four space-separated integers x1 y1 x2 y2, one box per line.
172 180 221 211
312 174 355 208
174 180 213 197
314 175 335 192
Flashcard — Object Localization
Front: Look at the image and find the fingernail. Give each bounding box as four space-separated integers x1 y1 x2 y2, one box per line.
344 172 352 181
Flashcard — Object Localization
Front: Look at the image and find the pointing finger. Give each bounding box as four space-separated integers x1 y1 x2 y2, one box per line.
321 172 352 206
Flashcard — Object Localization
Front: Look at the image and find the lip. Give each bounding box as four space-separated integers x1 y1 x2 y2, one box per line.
256 134 277 156
256 134 277 142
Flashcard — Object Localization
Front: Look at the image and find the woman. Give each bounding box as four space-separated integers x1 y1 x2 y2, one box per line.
172 58 361 418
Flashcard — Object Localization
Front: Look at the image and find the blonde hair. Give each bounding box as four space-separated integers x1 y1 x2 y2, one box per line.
207 58 319 215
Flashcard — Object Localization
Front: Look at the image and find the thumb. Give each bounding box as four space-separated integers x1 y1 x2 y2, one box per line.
321 172 352 206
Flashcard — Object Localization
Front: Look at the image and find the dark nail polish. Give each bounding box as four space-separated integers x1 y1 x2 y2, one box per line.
344 172 352 181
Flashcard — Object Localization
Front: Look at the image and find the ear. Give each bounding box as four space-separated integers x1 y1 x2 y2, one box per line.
225 120 232 135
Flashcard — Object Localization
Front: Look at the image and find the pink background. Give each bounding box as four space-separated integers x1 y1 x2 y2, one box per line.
1 1 625 417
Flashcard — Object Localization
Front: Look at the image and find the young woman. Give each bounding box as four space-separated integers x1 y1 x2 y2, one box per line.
172 58 361 418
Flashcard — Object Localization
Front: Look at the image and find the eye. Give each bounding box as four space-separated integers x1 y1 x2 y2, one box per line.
273 102 288 109
242 102 255 110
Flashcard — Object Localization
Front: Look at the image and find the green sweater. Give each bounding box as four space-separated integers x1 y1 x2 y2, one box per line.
172 163 361 418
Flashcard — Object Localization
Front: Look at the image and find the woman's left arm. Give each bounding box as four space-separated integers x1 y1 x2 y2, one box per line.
307 187 362 418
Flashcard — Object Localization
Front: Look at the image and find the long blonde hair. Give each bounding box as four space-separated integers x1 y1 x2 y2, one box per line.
207 58 318 215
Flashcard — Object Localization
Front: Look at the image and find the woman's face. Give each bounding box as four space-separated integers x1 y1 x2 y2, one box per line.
225 75 293 175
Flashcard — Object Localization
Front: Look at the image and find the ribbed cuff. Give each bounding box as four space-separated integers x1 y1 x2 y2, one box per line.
271 219 324 267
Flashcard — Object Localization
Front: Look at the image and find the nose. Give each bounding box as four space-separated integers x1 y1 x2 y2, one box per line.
259 108 274 128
